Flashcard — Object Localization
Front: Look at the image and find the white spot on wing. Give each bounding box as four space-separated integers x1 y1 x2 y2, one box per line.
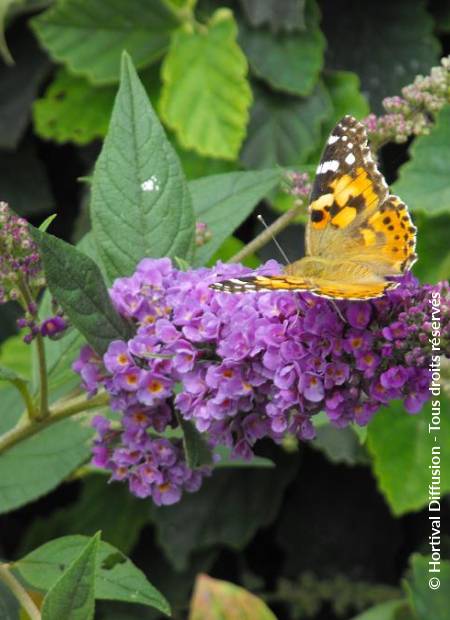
342 136 348 142
328 135 339 145
317 160 339 174
347 142 353 149
345 153 356 165
141 176 160 192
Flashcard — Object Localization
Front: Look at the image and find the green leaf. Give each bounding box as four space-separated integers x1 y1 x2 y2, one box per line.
0 334 31 380
31 228 132 357
90 52 195 281
0 364 27 384
0 0 15 64
241 81 332 169
177 415 213 468
306 71 370 164
393 105 450 216
189 168 282 266
33 68 115 145
367 396 450 516
0 419 93 514
0 581 19 619
189 574 277 620
174 137 237 180
0 27 49 149
240 0 306 32
349 599 411 620
405 554 450 620
41 533 99 620
151 452 298 570
16 535 170 614
160 9 252 160
39 213 57 232
321 0 440 112
413 213 450 284
207 236 259 269
312 424 370 466
31 0 179 84
323 71 369 130
239 0 325 97
19 475 150 557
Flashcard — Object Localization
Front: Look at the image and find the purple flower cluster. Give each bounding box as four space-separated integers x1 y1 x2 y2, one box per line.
73 257 449 504
0 202 42 306
0 202 68 343
364 55 450 146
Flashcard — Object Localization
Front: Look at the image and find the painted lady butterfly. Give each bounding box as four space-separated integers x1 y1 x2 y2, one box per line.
211 115 417 300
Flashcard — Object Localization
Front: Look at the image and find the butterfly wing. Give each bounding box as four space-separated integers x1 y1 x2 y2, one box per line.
304 115 416 275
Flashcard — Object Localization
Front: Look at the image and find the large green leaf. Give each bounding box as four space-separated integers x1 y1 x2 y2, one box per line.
190 168 282 266
306 71 370 163
41 533 99 620
33 68 115 145
405 555 450 620
413 213 450 284
0 334 32 433
151 452 298 570
321 0 440 112
0 419 93 514
160 9 252 160
241 80 332 168
367 396 450 516
322 71 369 132
16 535 170 614
239 0 325 97
31 0 179 84
19 475 150 557
32 228 132 357
91 53 195 281
393 105 450 217
240 0 306 32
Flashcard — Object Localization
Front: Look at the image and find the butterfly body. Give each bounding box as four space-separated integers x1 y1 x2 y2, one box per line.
211 115 417 301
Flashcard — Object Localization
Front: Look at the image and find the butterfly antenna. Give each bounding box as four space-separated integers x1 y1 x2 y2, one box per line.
257 214 291 265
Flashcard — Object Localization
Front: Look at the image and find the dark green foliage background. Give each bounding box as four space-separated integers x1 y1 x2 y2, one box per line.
0 0 449 619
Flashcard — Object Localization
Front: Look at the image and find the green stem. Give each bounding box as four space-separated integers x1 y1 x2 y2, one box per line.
0 564 41 620
34 332 49 420
16 276 49 420
0 391 110 455
228 201 306 264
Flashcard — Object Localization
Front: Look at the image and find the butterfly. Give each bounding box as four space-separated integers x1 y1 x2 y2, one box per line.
211 115 417 300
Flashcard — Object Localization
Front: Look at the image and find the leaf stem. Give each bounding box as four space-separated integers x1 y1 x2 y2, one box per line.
228 201 306 264
0 391 110 455
0 563 41 620
16 276 49 420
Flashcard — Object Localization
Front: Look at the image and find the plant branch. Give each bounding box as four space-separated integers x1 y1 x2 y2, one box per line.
0 564 41 620
0 391 110 455
228 201 306 264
